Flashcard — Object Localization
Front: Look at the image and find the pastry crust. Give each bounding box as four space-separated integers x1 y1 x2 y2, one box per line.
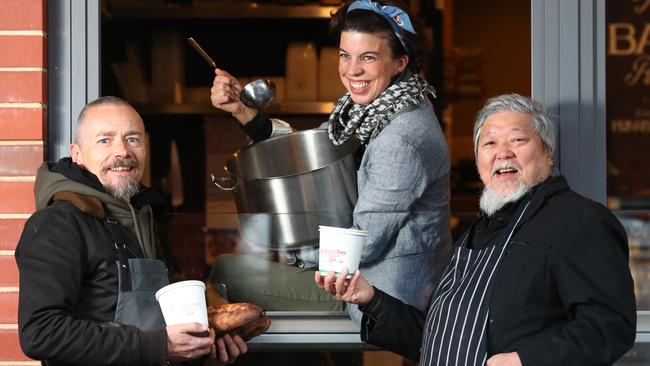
207 303 271 341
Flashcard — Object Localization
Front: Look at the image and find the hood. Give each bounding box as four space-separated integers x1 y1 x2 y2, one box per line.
35 158 168 260
36 158 166 217
36 158 118 210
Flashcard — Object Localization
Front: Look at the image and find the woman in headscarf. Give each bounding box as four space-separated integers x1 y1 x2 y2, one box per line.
209 0 451 324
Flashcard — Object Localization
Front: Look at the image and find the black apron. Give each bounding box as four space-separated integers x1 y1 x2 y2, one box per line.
104 214 169 330
419 201 531 366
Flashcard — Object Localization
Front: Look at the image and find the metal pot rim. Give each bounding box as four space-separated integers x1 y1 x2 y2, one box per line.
224 129 360 180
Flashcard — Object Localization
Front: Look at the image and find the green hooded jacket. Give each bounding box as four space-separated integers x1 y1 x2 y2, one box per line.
34 159 159 259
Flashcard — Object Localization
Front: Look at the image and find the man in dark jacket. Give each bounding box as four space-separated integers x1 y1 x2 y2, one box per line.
316 94 637 366
15 96 246 366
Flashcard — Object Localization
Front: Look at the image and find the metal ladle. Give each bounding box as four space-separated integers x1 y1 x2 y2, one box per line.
187 37 276 109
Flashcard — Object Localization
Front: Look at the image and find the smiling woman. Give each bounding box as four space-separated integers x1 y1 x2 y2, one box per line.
208 0 452 325
337 31 408 105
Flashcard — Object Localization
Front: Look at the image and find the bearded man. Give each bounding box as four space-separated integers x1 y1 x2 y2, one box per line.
15 97 246 366
316 93 637 366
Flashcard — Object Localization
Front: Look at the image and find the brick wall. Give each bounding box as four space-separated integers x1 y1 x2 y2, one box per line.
0 0 47 364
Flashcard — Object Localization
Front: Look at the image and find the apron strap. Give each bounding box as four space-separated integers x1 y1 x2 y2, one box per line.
103 215 133 292
100 206 169 330
421 200 532 365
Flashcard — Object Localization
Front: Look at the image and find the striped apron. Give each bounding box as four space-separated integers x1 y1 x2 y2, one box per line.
419 201 531 366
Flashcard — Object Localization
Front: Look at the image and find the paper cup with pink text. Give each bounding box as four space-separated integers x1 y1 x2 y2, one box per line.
155 280 208 326
318 226 367 279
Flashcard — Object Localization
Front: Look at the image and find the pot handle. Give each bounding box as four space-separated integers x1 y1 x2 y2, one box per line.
210 174 237 191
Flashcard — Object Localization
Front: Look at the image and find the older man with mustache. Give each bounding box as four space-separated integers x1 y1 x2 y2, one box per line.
316 93 637 366
15 96 246 366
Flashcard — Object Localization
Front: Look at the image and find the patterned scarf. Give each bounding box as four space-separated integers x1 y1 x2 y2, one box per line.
328 72 436 145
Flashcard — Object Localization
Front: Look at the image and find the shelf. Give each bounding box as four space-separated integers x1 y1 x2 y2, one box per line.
105 2 339 20
135 101 335 115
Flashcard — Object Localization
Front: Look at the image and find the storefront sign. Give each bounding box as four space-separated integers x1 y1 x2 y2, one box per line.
606 0 650 200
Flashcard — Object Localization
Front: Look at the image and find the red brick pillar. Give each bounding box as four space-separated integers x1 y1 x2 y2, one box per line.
0 0 47 364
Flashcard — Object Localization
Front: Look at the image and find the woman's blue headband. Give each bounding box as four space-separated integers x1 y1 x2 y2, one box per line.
346 0 416 53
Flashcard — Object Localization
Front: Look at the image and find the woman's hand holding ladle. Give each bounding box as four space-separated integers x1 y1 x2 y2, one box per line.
210 68 257 125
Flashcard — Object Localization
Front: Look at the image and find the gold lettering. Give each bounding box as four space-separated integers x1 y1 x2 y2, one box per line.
633 0 650 14
611 119 650 133
609 23 637 56
635 109 650 118
636 24 650 54
624 55 650 85
609 23 650 56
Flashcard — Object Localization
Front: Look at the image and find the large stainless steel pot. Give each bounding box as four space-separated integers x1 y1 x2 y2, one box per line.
213 129 360 250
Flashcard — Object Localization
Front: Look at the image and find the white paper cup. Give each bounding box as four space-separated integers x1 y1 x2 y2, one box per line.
155 280 208 326
318 225 367 279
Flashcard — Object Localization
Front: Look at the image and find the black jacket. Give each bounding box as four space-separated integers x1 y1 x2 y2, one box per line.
15 159 169 366
360 176 636 365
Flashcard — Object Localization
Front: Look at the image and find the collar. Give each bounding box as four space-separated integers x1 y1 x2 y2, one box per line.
479 175 569 218
51 157 168 218
481 175 569 220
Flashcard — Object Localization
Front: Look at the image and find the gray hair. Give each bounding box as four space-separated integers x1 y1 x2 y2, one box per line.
473 93 556 157
74 96 135 145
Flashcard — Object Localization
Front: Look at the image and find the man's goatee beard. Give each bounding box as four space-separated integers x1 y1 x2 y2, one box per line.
105 177 140 202
479 183 531 216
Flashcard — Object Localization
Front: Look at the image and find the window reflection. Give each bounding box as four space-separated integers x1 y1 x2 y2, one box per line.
606 0 650 204
606 0 650 311
616 212 650 309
